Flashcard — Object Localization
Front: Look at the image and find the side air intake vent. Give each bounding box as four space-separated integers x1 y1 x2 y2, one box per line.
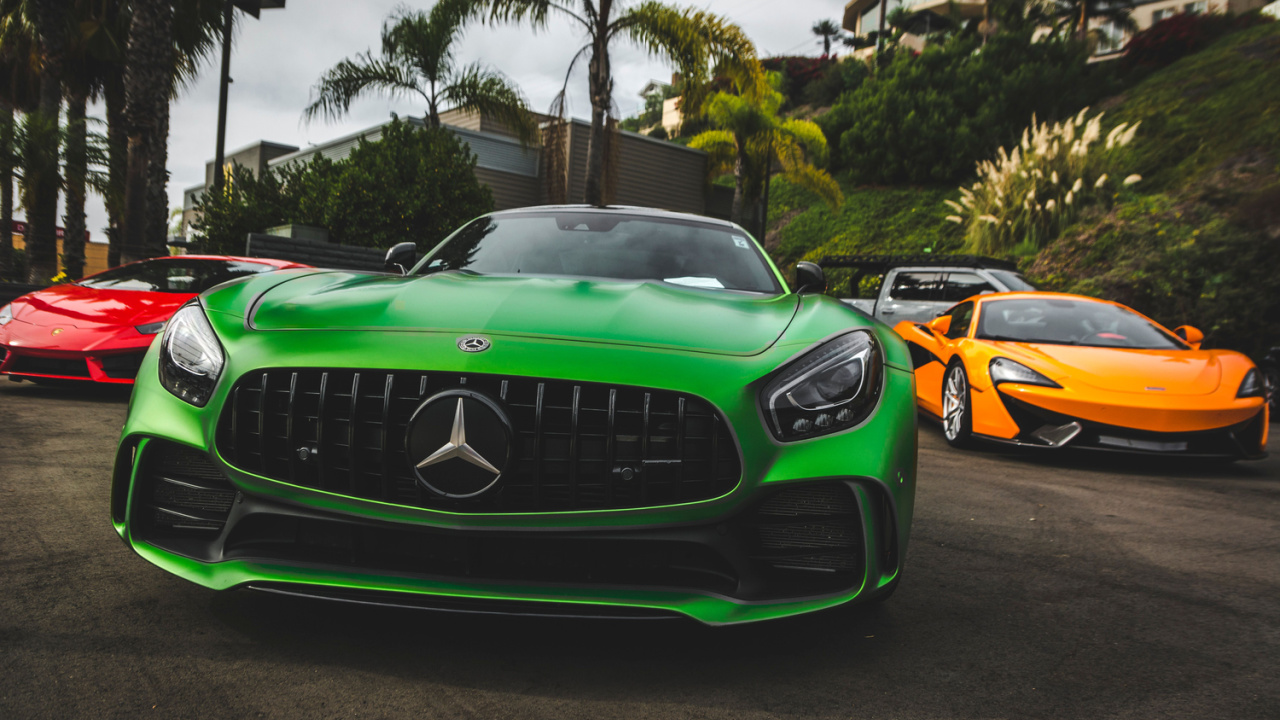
748 482 864 594
135 441 236 538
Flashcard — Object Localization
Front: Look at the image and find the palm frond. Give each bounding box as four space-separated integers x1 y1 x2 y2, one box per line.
782 163 843 212
469 0 590 31
778 118 829 168
441 63 540 146
687 129 736 177
304 52 428 124
612 2 763 112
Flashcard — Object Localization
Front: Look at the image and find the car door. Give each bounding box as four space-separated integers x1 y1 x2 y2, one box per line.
880 271 948 323
895 300 975 417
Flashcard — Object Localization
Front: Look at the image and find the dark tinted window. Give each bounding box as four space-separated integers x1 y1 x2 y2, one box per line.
79 258 277 293
946 302 975 339
419 211 781 293
941 273 995 302
889 272 945 301
987 269 1036 291
976 297 1186 349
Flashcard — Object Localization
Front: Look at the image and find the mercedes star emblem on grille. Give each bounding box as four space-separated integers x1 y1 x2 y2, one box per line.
405 390 512 498
457 335 491 353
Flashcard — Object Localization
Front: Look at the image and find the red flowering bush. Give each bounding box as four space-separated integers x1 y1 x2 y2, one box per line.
1123 11 1273 70
761 56 833 91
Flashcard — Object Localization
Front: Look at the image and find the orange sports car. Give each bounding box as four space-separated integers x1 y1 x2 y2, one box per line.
894 292 1268 459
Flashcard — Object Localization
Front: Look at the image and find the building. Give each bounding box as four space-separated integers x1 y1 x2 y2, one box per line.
182 107 727 241
840 0 1271 57
9 221 109 277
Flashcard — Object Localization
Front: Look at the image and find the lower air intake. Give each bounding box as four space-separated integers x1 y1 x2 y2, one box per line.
749 482 864 592
136 440 236 538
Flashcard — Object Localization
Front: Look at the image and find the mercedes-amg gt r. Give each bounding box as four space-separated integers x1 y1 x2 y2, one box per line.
895 292 1268 459
110 207 918 625
0 255 306 384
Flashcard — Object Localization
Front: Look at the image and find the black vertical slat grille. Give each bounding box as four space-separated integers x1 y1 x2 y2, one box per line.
217 369 741 513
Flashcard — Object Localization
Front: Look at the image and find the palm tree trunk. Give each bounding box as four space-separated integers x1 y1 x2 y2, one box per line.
146 102 171 257
25 75 61 284
731 139 749 228
61 90 88 279
105 71 126 268
583 5 613 206
121 0 173 264
0 99 14 279
26 0 70 284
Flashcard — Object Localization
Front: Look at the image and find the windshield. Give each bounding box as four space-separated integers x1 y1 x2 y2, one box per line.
987 270 1037 292
976 297 1186 349
416 211 783 294
79 258 277 293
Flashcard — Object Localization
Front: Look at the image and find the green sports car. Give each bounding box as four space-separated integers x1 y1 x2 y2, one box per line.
111 206 917 625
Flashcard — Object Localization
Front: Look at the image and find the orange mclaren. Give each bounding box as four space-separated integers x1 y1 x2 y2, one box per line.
894 292 1269 459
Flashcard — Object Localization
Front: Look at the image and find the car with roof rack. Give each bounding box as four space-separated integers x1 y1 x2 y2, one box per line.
818 254 1037 325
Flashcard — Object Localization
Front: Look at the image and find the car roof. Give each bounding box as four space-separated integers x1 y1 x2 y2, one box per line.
974 291 1118 306
486 204 742 231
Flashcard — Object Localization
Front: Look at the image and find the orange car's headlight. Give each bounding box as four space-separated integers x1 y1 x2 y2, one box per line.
989 358 1061 389
1237 369 1265 399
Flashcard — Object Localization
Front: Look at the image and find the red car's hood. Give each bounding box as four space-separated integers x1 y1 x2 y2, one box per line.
990 342 1223 396
8 284 192 329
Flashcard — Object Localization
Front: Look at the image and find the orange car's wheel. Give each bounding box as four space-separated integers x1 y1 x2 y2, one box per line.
942 361 974 448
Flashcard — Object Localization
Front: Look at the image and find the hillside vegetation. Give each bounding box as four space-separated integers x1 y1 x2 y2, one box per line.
766 21 1280 357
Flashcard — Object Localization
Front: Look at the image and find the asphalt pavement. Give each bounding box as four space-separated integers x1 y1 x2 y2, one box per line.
1 379 1277 719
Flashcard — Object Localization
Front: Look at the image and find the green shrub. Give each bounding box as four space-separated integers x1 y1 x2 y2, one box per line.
819 33 1108 184
192 121 493 254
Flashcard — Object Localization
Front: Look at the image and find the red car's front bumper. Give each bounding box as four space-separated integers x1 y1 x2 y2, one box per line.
0 344 148 383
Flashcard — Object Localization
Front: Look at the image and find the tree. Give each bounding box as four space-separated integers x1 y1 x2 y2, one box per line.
304 3 538 145
0 1 39 279
812 19 843 56
1052 0 1136 43
464 0 761 206
193 120 494 254
120 0 172 264
690 73 841 230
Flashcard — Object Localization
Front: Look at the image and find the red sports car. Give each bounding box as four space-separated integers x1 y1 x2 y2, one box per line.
0 255 307 384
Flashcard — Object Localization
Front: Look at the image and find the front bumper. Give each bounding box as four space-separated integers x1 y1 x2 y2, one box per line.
982 390 1268 459
112 336 918 625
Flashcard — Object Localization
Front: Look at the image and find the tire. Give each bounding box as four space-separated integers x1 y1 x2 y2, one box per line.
942 361 974 448
1263 364 1278 421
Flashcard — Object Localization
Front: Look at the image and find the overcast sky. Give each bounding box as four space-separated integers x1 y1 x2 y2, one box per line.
59 0 846 244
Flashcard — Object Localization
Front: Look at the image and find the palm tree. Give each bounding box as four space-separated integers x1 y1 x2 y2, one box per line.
304 4 539 146
120 0 172 265
812 19 843 56
464 0 761 207
1053 0 1136 43
689 73 841 230
0 2 39 279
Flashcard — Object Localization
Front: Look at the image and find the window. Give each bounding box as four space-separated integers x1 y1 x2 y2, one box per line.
1152 8 1175 22
946 302 975 340
1094 20 1127 55
888 272 945 301
940 273 995 303
419 211 782 294
1184 2 1207 14
975 297 1186 349
79 258 277 293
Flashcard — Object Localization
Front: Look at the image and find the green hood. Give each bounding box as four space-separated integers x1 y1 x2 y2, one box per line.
243 270 800 356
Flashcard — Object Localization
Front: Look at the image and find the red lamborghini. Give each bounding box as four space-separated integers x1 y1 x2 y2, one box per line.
0 255 307 384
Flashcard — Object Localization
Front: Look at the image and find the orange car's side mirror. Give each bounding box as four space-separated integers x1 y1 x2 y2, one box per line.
1174 325 1204 350
928 315 952 336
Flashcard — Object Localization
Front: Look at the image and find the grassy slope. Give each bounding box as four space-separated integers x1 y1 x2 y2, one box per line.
764 178 965 271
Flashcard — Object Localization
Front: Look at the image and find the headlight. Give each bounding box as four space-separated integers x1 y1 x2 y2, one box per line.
135 321 166 335
158 303 225 407
761 331 883 441
1237 368 1264 399
0 304 12 326
989 358 1061 388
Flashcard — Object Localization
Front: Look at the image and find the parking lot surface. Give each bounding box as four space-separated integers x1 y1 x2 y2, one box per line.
1 380 1277 719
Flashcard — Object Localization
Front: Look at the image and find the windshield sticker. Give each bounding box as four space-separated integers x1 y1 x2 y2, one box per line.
732 235 750 249
665 276 726 289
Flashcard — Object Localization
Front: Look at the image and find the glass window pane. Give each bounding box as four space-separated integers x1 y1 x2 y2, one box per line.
889 272 945 301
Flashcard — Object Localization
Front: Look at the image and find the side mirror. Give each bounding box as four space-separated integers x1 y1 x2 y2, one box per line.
384 242 417 275
795 262 826 295
1174 325 1204 350
928 315 953 336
